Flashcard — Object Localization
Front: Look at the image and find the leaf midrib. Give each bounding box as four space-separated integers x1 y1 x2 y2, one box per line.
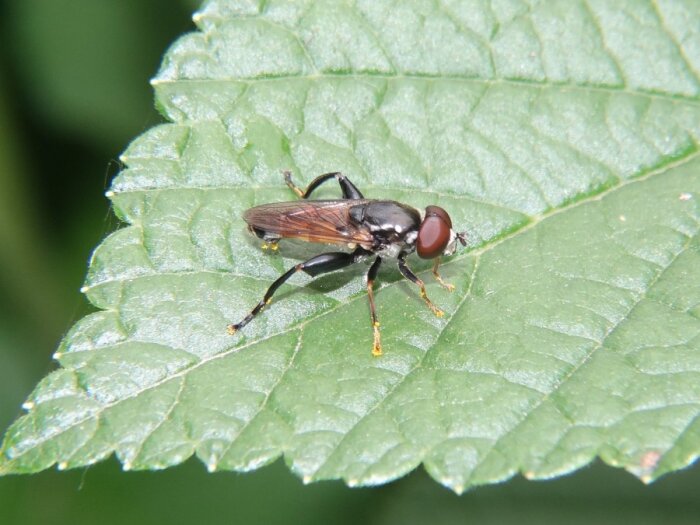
152 75 700 106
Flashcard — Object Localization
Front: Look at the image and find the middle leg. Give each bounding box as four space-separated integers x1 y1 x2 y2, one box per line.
366 256 383 356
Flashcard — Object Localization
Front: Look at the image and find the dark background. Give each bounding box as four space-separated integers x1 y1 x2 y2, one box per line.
0 2 698 523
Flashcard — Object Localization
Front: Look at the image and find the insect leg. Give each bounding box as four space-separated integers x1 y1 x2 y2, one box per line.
227 250 362 334
284 171 364 200
397 256 445 318
261 241 279 252
249 226 280 252
432 257 455 292
366 256 383 356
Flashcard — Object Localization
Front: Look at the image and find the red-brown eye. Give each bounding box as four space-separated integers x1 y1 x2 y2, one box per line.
417 206 452 259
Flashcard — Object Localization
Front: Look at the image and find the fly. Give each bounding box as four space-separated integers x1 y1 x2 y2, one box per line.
227 171 467 356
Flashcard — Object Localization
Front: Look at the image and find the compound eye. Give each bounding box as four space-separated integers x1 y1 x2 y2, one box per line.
417 206 452 259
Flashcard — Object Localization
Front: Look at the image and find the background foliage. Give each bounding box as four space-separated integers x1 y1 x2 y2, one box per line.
0 0 699 523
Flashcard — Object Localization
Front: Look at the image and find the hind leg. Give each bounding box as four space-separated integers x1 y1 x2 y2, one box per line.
284 171 364 200
228 249 364 334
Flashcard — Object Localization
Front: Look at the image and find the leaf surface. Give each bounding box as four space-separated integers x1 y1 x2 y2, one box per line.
2 0 700 492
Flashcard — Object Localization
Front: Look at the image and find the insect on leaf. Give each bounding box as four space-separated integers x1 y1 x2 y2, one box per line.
2 0 700 493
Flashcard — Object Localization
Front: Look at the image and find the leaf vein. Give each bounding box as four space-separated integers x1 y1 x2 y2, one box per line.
465 218 700 482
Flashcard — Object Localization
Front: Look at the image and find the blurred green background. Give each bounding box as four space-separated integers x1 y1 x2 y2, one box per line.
0 2 698 524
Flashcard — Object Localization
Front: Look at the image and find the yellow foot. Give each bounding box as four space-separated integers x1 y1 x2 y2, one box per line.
226 324 237 335
435 277 455 292
261 241 279 252
430 305 445 318
371 322 382 356
420 288 445 317
432 258 455 292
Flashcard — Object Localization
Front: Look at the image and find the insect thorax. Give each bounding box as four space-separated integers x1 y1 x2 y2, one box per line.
348 201 420 258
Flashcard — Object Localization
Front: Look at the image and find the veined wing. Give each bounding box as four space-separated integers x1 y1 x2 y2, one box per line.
243 199 375 247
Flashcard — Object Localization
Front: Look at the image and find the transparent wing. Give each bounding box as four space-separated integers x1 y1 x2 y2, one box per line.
243 199 375 247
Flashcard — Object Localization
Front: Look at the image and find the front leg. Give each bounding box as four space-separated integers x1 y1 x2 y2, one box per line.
397 256 445 318
432 257 455 292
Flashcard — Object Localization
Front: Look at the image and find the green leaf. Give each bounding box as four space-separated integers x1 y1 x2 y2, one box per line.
2 0 700 493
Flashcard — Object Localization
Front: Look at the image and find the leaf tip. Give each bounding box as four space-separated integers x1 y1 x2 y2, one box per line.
52 351 63 360
122 461 133 472
80 285 90 294
21 400 34 411
627 450 664 484
57 461 68 471
207 461 218 473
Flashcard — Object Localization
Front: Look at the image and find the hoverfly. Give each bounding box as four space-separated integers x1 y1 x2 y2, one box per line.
227 171 467 356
